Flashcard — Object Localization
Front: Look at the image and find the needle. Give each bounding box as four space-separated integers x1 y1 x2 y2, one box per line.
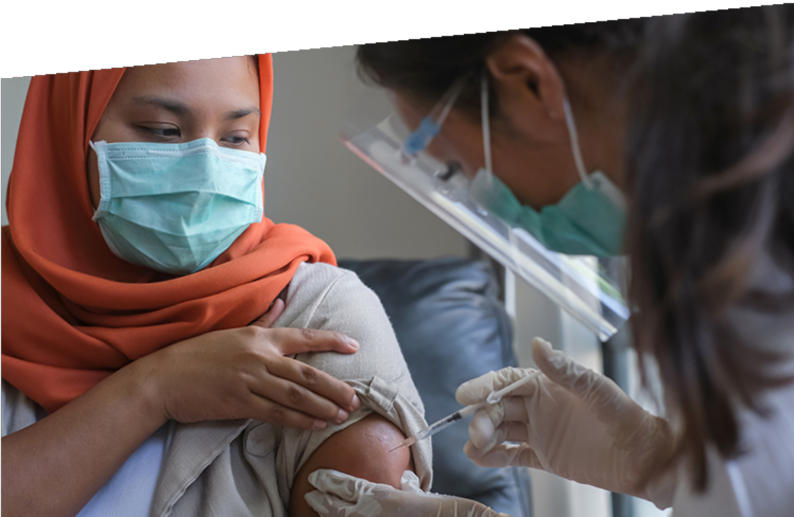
389 373 537 452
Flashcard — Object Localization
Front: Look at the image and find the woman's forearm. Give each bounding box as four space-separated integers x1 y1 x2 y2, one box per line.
1 360 167 517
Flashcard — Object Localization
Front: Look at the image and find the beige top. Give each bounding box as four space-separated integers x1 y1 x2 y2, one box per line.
3 262 433 517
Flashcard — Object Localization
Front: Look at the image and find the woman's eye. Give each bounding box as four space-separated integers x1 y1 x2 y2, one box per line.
223 135 251 147
140 126 180 139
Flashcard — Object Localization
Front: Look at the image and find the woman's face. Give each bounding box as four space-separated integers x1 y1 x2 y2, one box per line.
86 56 261 208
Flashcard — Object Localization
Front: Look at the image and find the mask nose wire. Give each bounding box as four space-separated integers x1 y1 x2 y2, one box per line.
562 97 595 189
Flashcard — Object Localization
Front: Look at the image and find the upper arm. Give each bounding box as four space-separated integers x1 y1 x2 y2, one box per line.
289 413 415 517
276 264 432 502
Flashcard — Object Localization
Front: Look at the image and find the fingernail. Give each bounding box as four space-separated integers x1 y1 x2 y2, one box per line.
336 409 349 424
313 420 327 431
347 338 360 350
349 394 360 411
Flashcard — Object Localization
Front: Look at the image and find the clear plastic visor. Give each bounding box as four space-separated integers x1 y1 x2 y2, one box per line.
340 86 630 341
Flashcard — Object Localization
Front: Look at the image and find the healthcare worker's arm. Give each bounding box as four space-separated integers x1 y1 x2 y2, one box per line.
1 302 361 517
305 337 678 517
457 338 677 509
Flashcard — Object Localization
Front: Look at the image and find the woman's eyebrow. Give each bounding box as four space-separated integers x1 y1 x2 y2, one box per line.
128 96 260 120
225 107 262 120
130 95 190 115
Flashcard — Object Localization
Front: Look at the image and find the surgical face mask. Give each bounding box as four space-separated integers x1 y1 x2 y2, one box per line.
470 75 628 258
90 138 266 275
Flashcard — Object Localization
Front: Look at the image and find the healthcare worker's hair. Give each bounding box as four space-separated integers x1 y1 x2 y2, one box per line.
625 5 794 491
356 19 646 118
357 5 794 493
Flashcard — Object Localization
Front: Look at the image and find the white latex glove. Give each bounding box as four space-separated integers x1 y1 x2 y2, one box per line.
456 337 677 510
305 469 510 517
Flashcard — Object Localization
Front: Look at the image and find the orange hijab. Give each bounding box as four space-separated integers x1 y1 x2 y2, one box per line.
1 55 336 413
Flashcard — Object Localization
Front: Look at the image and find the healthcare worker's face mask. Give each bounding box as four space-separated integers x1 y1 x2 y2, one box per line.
465 75 628 257
89 138 266 275
400 73 627 257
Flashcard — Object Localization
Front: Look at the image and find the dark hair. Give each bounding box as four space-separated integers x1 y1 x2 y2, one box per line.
356 5 794 492
625 6 794 490
356 19 646 117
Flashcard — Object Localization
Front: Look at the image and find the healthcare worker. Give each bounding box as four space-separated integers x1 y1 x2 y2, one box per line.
305 6 794 517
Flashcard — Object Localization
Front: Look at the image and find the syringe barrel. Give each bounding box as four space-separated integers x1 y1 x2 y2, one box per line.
417 411 464 441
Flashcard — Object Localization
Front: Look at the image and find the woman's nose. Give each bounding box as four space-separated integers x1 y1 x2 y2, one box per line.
184 126 218 144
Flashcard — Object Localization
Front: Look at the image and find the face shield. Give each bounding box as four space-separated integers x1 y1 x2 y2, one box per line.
340 74 630 341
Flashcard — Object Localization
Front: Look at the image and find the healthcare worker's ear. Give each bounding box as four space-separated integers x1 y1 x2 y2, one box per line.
486 34 569 144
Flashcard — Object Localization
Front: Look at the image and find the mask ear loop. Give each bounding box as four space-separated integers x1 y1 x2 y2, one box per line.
562 98 595 190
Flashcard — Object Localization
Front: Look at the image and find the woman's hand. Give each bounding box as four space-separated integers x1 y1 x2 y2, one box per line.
136 299 361 431
305 469 509 517
456 337 677 510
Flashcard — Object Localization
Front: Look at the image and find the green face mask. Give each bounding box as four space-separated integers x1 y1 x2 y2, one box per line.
469 167 626 257
470 79 627 258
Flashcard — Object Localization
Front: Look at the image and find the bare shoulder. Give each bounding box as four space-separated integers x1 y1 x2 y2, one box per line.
289 413 414 517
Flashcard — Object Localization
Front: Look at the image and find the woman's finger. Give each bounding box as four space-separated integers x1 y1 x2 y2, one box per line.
531 337 635 425
484 422 530 452
247 396 328 432
265 356 360 413
400 470 424 494
308 469 374 501
471 406 529 452
469 405 500 449
456 367 540 406
304 491 347 517
254 298 286 328
464 440 543 470
268 328 359 355
501 396 529 422
468 397 528 449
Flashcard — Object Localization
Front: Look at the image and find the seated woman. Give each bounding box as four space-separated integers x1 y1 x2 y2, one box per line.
1 55 431 517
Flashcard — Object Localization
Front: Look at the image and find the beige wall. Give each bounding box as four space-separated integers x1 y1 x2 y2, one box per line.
1 75 30 225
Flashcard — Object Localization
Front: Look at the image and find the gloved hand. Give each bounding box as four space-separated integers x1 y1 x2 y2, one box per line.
456 337 677 510
305 469 510 517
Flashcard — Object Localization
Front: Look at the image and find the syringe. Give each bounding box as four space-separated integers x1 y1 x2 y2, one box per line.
390 372 538 452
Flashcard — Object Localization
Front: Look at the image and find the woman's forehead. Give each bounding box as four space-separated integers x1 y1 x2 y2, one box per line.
113 57 259 104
